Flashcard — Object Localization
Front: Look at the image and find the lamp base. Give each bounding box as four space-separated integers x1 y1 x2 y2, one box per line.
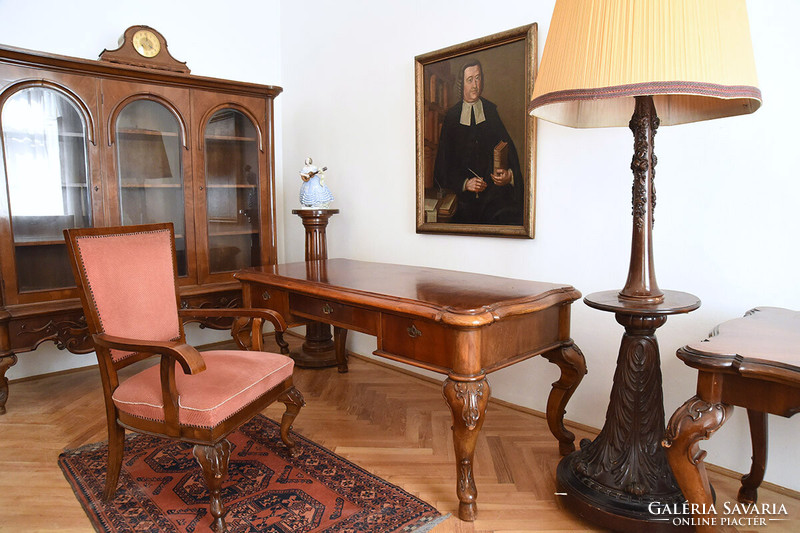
556 290 700 532
557 453 691 532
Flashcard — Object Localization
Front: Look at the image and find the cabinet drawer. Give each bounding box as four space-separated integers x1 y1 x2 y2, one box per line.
289 294 379 335
379 314 451 369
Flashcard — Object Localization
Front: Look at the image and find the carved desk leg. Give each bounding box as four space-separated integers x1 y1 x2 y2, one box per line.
193 439 232 533
663 395 733 533
0 354 18 415
333 326 349 373
738 408 768 504
542 342 587 455
443 375 490 522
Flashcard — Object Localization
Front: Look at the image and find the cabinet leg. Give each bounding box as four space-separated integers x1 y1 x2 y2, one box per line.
663 395 733 533
542 342 587 455
738 409 768 504
334 326 348 373
193 439 232 533
442 375 490 521
0 354 18 415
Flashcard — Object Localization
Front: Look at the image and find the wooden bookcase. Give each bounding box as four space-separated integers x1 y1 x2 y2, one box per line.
0 26 281 413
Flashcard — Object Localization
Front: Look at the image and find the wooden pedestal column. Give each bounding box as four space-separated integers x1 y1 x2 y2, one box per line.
292 208 339 368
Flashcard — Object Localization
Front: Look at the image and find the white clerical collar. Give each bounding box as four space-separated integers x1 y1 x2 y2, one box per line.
460 99 486 126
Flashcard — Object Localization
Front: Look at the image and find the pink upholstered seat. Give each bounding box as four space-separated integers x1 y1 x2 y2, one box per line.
113 351 294 428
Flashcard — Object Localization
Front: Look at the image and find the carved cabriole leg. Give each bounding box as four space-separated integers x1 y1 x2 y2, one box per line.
334 326 348 373
278 386 305 457
542 342 587 455
193 439 232 533
104 421 125 500
738 408 768 504
663 396 733 533
0 354 18 415
442 375 490 521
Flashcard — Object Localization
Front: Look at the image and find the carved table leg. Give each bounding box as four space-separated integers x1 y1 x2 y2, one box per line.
193 439 232 533
542 342 587 455
738 408 768 504
334 326 349 373
443 375 490 521
663 396 733 533
278 386 306 458
0 354 18 415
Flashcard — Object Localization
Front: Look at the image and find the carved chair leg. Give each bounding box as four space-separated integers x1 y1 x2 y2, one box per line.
278 386 305 457
103 421 125 500
738 408 768 504
663 396 733 533
542 342 587 455
193 439 232 533
442 375 490 522
334 326 349 373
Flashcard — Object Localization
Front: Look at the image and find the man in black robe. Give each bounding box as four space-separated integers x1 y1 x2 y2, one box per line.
433 59 523 225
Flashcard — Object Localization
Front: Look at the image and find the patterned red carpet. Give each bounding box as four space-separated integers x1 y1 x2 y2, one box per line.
59 415 445 532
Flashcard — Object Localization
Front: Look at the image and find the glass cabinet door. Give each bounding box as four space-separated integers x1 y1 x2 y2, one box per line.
203 109 261 274
2 87 92 293
115 99 188 276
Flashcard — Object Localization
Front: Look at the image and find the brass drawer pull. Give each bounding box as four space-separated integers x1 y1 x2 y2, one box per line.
262 290 271 301
407 324 422 338
322 303 334 314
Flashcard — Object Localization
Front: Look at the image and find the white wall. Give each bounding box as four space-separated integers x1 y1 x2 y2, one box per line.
2 0 799 493
278 0 800 492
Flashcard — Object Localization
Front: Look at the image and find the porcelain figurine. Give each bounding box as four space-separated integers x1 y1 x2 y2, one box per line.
299 157 334 208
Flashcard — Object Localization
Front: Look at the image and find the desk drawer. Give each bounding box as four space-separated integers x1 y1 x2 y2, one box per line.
289 294 379 335
380 314 451 369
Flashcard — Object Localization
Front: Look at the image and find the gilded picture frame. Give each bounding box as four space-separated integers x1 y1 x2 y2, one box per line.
415 24 537 238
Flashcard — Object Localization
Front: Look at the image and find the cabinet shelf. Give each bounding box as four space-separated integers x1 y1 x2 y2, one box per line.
14 239 66 247
206 135 257 142
118 128 179 138
120 183 182 188
209 229 259 237
206 183 257 189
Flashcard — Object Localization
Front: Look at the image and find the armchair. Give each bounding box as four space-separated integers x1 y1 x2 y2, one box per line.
64 223 305 532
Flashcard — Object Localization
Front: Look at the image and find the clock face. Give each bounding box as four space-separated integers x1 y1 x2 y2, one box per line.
132 30 161 58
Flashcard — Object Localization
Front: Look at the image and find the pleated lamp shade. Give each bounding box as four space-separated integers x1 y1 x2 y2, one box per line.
529 0 761 127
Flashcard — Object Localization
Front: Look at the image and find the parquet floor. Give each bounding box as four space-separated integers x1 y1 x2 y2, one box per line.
1 334 799 532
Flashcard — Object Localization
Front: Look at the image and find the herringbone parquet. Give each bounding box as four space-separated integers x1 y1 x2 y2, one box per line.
1 334 798 532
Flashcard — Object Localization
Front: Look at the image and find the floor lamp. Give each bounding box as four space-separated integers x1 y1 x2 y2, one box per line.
528 1 761 531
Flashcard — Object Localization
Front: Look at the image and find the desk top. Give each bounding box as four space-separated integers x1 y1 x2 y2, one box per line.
237 258 581 327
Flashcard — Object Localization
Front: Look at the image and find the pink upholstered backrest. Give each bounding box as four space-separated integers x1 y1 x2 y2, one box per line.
74 228 181 362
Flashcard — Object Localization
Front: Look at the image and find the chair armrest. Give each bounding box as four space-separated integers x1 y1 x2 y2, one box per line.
178 307 288 332
92 333 206 375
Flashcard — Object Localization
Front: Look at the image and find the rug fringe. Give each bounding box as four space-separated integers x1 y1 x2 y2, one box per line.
408 513 451 532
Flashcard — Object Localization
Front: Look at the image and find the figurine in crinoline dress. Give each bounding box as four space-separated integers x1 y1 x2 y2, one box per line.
299 157 334 208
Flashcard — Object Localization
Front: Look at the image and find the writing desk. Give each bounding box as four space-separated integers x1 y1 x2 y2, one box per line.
236 258 586 520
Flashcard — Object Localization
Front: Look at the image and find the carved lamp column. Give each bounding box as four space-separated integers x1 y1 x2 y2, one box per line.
292 208 339 367
529 1 761 530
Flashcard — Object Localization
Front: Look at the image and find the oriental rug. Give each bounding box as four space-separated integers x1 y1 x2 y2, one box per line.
58 415 445 533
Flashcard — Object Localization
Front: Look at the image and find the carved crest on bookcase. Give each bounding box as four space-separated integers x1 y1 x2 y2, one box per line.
100 26 190 73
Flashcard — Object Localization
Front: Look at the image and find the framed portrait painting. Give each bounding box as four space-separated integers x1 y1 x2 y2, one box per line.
415 24 537 238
